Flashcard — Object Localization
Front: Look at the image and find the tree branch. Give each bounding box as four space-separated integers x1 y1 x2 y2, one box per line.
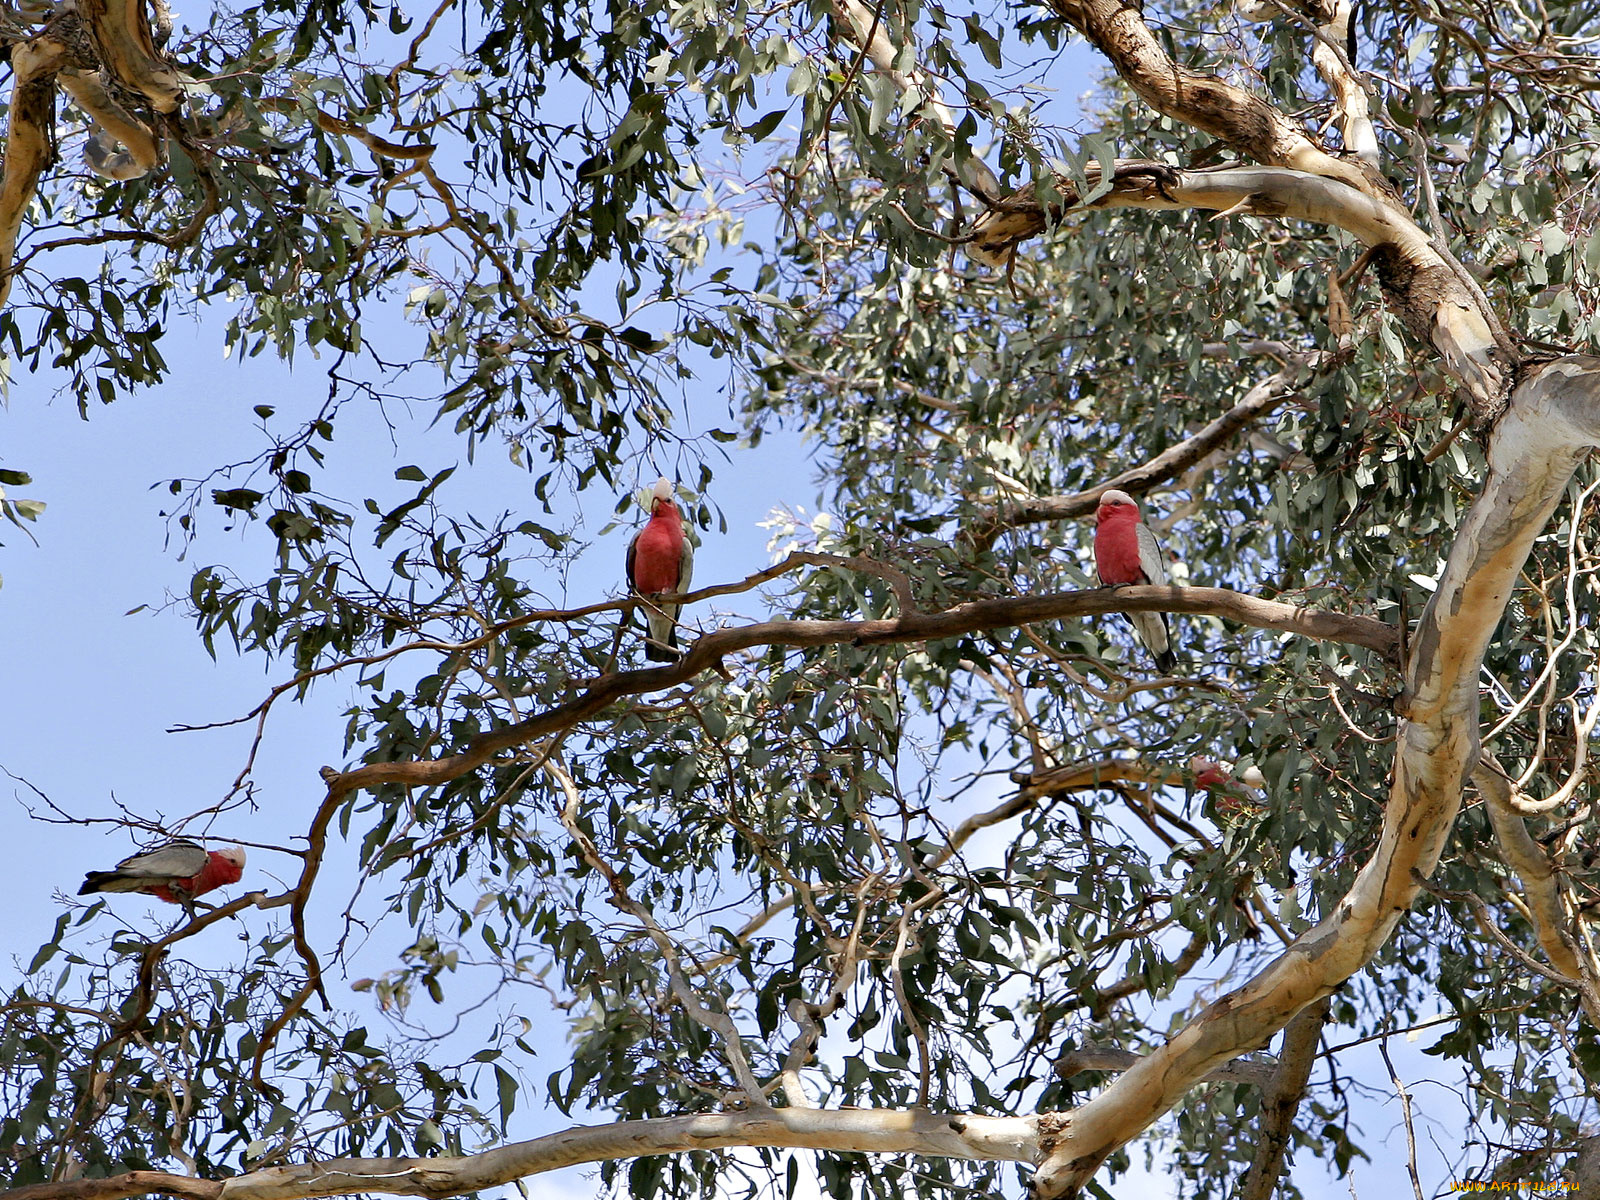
1055 1046 1276 1089
319 585 1394 799
1475 755 1592 991
176 1109 1030 1200
0 1111 1033 1200
0 32 68 309
967 163 1510 424
1238 996 1330 1200
75 0 182 112
2 1173 220 1200
1045 0 1374 189
828 0 1000 200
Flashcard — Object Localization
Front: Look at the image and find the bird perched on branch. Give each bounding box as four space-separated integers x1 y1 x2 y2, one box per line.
79 840 246 908
626 476 694 662
1093 489 1178 672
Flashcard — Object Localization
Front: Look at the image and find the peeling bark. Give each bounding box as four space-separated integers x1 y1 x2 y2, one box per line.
0 0 188 306
75 0 182 112
1045 0 1376 191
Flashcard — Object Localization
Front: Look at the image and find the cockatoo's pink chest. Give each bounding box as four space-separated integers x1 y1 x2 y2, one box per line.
149 851 244 904
632 507 685 595
1095 510 1145 584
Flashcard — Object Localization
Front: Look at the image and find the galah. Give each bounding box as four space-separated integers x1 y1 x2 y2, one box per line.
1094 488 1177 672
1190 757 1232 790
78 840 246 906
1189 757 1267 792
1188 757 1266 824
626 476 694 662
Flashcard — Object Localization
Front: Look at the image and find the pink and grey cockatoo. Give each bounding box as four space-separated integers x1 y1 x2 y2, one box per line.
79 840 246 906
626 477 694 662
1189 757 1267 824
1189 757 1266 792
1093 489 1177 672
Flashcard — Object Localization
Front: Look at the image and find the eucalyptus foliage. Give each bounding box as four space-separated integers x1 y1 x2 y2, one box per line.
5 0 1600 1197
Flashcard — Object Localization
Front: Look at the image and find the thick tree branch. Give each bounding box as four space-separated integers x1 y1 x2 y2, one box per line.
1045 0 1374 190
1029 357 1600 1195
59 68 161 180
1056 1046 1276 1089
1238 996 1330 1200
223 1109 1028 1200
2 1174 221 1200
0 33 68 309
1240 0 1377 170
1475 756 1590 986
75 0 182 112
0 1111 1032 1200
968 159 1510 424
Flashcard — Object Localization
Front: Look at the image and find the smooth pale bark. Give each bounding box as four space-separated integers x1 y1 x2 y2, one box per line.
1476 761 1588 982
1029 357 1600 1195
210 1110 1036 1200
0 1113 1034 1200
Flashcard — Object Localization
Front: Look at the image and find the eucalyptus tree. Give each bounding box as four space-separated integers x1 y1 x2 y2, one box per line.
5 0 1600 1197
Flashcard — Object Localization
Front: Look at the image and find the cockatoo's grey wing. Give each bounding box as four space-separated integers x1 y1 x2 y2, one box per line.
115 839 210 880
676 536 694 595
1136 524 1169 586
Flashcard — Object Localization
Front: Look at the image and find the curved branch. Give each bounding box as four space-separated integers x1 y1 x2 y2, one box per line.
58 67 161 180
1475 756 1595 996
1056 1046 1276 1089
0 1111 1032 1200
967 160 1509 422
1045 0 1374 190
76 0 182 112
221 1109 1028 1200
321 586 1394 797
1030 356 1600 1195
